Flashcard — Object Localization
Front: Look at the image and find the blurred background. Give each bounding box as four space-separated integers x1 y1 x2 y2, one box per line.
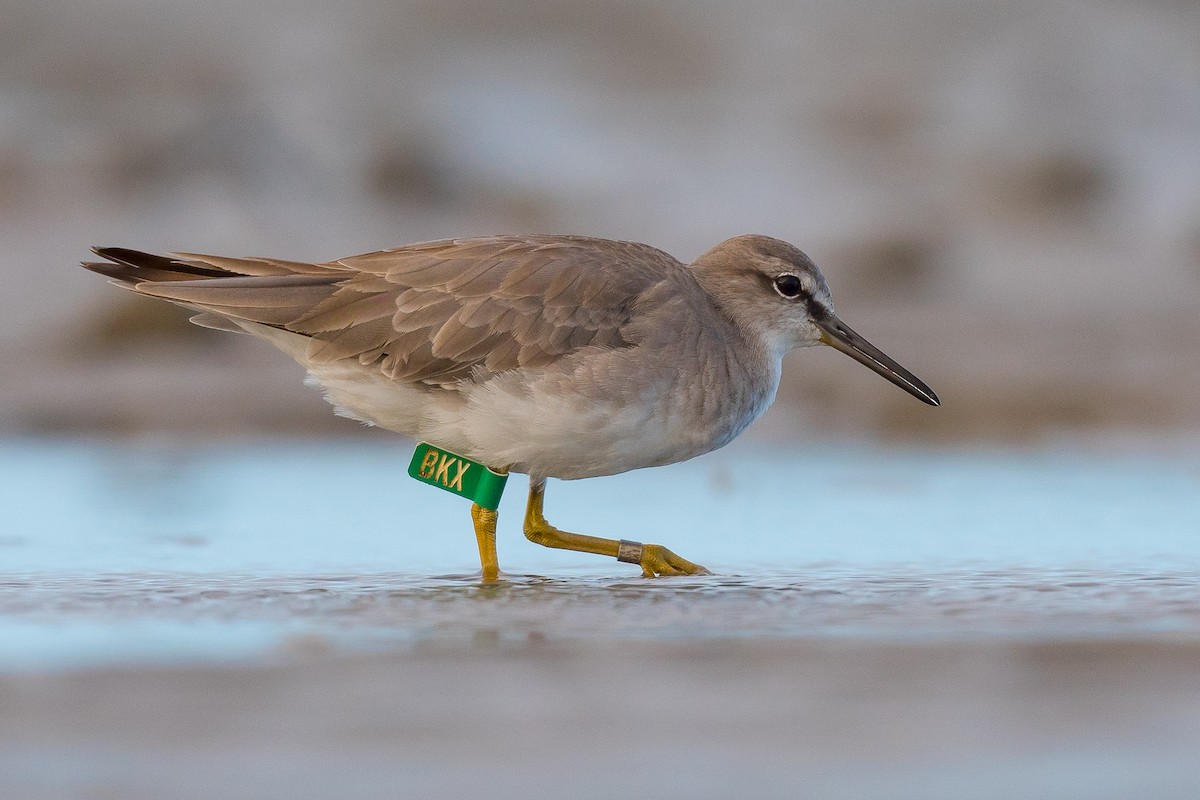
4 0 1200 444
5 5 1200 799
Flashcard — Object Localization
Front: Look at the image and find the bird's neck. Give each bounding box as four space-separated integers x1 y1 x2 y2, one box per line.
690 317 782 452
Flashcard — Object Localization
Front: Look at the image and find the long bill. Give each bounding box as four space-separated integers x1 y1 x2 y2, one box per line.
816 314 940 406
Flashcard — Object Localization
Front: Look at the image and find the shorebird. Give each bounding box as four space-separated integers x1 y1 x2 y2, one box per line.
84 235 938 579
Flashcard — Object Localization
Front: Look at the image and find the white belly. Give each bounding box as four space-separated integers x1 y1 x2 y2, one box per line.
305 343 780 480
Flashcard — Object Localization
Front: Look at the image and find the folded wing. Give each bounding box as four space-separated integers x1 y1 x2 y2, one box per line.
83 236 687 386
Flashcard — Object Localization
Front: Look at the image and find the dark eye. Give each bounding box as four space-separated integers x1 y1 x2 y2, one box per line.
773 274 803 299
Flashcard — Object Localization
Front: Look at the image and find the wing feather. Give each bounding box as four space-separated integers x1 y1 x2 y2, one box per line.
430 316 499 358
291 291 395 333
89 235 700 387
306 316 397 361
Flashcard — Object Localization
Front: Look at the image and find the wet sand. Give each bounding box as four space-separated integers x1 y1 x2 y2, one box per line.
3 441 1200 797
2 570 1199 799
3 636 1199 800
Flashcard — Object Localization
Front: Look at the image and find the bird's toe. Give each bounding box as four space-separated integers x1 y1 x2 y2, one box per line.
639 544 710 578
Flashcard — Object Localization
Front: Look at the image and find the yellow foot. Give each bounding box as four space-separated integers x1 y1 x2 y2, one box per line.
521 478 711 578
638 544 712 578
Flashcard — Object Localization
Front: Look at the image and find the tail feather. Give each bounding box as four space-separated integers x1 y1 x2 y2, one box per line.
189 312 253 334
83 247 229 284
82 247 341 336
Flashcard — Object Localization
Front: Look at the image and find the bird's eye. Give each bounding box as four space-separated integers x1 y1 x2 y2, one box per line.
773 274 803 299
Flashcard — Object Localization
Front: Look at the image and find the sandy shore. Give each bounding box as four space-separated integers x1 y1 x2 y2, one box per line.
6 0 1200 444
2 638 1198 799
3 440 1200 798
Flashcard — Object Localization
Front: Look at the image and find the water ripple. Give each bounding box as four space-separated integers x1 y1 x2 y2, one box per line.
3 567 1199 665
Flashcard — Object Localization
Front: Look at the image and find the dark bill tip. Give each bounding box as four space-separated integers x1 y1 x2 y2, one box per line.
817 315 940 407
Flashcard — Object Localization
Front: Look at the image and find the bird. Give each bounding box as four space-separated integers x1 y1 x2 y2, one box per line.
83 234 939 579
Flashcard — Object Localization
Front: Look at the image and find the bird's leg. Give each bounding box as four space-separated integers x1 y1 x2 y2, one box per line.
522 477 710 578
470 503 501 582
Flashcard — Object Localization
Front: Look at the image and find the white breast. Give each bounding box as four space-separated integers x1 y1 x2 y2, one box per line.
305 340 781 481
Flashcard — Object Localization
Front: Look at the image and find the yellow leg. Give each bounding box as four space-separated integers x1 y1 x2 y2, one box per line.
470 503 501 582
522 477 710 578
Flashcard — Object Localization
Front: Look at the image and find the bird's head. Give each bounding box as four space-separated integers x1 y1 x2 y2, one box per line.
690 234 939 406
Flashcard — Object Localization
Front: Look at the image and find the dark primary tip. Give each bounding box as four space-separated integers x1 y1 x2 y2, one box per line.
92 246 158 265
91 246 135 261
90 246 139 266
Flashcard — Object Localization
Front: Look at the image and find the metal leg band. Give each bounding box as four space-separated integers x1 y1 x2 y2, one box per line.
616 539 644 564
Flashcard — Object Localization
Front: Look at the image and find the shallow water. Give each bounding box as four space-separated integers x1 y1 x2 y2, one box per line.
2 438 1199 667
3 439 1200 799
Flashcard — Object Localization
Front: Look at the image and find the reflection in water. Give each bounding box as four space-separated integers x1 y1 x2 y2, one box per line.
3 441 1200 799
1 568 1199 669
1 439 1199 666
